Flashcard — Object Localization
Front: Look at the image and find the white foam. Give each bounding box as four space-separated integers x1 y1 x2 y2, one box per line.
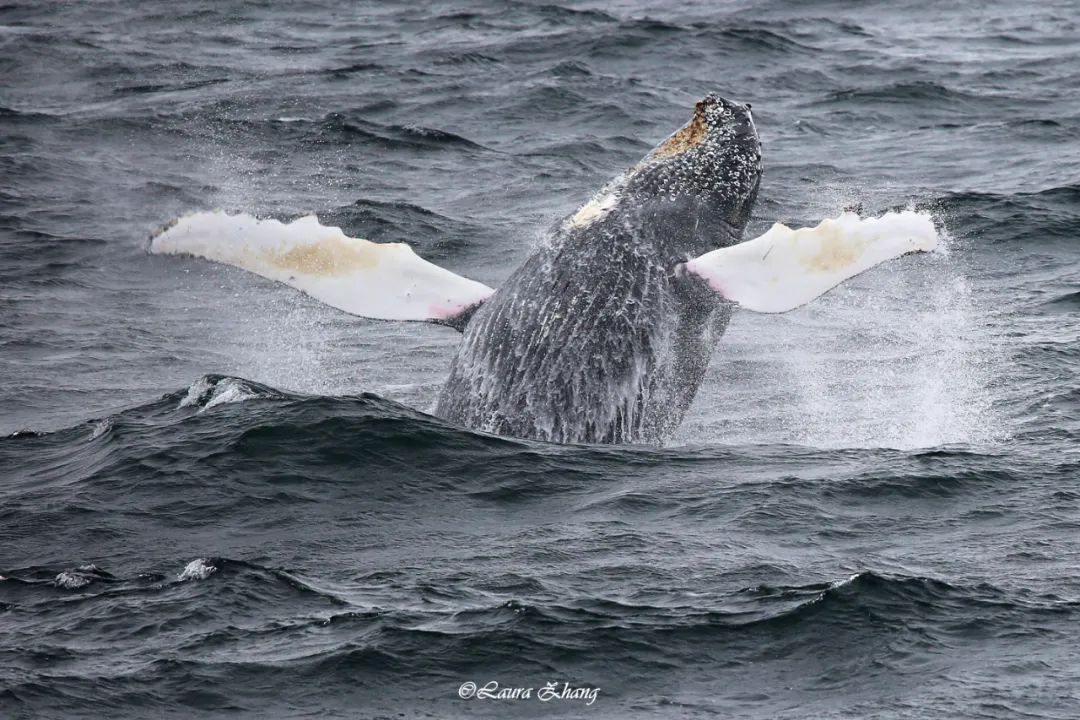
178 375 215 409
200 378 260 411
54 571 90 590
828 572 862 590
177 558 217 582
89 417 113 440
178 376 267 413
53 564 102 590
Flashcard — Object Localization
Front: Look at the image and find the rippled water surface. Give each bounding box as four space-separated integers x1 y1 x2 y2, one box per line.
2 1 1079 718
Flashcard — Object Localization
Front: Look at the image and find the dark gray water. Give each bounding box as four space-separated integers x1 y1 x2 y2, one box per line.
2 1 1079 718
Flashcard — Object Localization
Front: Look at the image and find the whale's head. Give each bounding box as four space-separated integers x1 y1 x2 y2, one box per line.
566 94 762 255
642 93 761 240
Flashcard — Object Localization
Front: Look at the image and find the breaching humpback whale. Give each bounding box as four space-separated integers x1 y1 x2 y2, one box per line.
151 94 938 445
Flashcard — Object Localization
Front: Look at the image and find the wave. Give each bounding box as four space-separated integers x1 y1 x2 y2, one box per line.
0 556 349 608
1043 290 1080 309
315 198 486 259
0 105 58 123
696 24 821 53
944 183 1080 204
6 565 1073 681
933 186 1080 244
0 375 539 511
176 375 278 412
823 80 1015 112
3 373 1017 498
317 114 490 153
324 61 385 79
431 51 502 66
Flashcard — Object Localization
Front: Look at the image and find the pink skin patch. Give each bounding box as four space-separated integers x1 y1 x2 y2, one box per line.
427 302 469 319
683 259 728 296
428 288 493 320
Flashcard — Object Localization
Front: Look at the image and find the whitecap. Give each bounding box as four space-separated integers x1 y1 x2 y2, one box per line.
828 572 863 589
54 564 105 590
178 375 215 409
178 375 264 413
89 417 113 440
201 378 261 411
177 558 217 581
54 571 91 589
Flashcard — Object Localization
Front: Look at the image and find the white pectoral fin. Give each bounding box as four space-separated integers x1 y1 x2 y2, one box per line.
684 210 939 313
149 211 494 324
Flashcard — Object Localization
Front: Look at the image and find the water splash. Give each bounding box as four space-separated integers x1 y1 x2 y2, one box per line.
681 215 1003 450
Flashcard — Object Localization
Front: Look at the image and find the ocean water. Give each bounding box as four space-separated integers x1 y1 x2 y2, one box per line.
2 1 1079 718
